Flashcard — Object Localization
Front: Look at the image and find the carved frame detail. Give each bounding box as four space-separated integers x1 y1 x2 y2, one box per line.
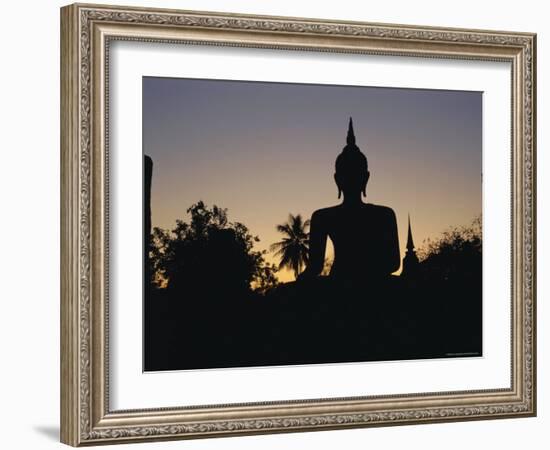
61 3 536 446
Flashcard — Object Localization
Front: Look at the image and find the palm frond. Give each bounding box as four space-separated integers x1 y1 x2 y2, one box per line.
271 212 311 279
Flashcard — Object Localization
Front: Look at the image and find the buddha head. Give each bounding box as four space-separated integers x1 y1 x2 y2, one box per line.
334 118 369 199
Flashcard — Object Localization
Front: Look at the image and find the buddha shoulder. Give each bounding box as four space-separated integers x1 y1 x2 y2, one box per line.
364 203 397 221
310 205 341 220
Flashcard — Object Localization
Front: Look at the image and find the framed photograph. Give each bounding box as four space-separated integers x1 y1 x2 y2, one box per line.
60 3 536 446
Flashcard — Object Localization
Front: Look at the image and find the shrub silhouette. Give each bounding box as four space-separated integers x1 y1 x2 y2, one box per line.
418 216 482 283
149 201 277 298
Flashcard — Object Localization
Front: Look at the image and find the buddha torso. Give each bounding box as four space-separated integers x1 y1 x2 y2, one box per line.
310 203 400 280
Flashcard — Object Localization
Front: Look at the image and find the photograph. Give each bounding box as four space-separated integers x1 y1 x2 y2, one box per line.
143 77 483 371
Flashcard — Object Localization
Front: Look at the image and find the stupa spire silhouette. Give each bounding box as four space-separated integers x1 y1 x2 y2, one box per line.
402 214 420 277
406 214 415 252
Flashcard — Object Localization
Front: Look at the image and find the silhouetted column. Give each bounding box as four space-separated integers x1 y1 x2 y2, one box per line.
144 155 153 287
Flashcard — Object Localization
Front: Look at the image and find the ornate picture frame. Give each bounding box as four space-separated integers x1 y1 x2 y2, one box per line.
60 3 536 446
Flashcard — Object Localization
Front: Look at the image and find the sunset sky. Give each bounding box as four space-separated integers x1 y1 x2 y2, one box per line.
143 77 482 282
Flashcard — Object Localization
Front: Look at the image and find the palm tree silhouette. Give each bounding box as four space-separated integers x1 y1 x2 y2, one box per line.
271 214 311 280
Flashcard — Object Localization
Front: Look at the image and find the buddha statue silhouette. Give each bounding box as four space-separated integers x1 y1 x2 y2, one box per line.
300 118 400 282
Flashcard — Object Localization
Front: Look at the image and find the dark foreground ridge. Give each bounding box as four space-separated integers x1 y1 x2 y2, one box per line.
144 274 482 371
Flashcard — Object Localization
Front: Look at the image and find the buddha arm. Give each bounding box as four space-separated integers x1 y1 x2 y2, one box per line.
302 210 327 277
384 209 401 274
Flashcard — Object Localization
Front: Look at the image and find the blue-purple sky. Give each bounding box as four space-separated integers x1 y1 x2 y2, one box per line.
143 77 482 280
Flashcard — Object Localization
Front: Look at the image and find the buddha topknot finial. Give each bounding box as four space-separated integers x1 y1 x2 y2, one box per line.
346 117 356 146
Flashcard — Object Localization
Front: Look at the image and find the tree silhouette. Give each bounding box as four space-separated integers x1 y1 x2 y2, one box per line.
418 216 482 283
149 201 278 296
271 214 310 279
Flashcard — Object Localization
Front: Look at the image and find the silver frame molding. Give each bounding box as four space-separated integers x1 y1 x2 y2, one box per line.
60 3 536 446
